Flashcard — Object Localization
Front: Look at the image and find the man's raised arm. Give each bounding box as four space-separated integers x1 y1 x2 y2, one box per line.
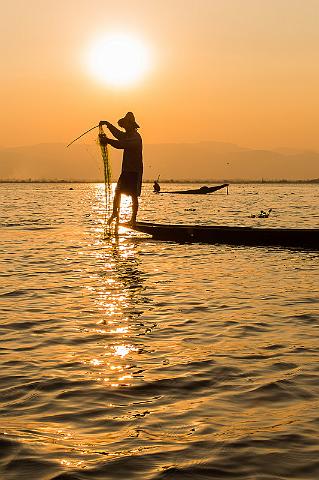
99 121 125 140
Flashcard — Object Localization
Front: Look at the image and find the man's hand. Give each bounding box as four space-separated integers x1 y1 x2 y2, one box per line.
99 120 110 127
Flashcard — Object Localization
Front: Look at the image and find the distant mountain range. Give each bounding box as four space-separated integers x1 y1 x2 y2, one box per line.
0 141 318 181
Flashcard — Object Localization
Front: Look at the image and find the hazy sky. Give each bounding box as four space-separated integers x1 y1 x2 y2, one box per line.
1 0 319 149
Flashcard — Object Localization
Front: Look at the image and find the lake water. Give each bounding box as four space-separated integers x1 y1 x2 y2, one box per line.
0 182 319 480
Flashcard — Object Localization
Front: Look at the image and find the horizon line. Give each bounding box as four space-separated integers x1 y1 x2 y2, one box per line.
1 179 318 184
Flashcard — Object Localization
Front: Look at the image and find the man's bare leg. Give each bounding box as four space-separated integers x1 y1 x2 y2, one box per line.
130 195 138 226
107 190 121 225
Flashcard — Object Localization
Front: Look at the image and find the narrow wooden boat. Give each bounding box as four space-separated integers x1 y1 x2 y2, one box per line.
159 183 229 194
123 221 319 249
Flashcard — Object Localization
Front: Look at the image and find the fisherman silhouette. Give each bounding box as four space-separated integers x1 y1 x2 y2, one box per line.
99 112 143 226
153 179 160 193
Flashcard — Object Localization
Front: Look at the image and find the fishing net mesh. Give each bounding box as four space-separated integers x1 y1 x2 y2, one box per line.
98 125 112 237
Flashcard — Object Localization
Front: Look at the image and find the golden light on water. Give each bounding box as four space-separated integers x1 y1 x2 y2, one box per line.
1 186 149 469
113 344 136 358
80 187 143 393
110 326 129 334
86 33 151 87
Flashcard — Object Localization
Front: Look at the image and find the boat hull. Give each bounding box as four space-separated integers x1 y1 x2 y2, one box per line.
159 184 229 194
127 221 319 249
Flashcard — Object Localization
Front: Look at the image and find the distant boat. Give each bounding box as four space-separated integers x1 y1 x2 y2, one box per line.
122 221 319 249
159 183 229 194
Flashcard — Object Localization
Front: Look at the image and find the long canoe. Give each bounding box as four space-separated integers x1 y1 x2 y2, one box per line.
123 221 319 249
159 183 229 194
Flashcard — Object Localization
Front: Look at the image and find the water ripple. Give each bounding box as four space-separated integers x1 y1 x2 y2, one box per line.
0 183 318 479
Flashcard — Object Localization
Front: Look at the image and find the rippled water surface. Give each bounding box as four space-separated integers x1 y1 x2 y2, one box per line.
1 183 319 479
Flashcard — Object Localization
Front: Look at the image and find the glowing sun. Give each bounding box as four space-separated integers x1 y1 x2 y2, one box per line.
87 33 151 87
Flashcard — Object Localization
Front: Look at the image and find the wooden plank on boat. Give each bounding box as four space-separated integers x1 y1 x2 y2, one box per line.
122 221 319 249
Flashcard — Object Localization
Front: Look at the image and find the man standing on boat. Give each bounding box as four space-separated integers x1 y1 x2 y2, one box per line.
99 112 143 226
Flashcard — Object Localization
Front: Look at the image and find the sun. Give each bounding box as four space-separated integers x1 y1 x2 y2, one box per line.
87 33 151 87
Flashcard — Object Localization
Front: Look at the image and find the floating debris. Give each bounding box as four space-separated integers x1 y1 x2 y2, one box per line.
251 208 272 218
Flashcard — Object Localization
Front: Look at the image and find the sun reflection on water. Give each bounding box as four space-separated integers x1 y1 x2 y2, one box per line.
113 344 137 357
110 326 129 334
80 187 148 391
6 185 153 470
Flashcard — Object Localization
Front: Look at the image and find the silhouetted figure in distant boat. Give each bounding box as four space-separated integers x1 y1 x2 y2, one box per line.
153 179 160 193
99 112 143 226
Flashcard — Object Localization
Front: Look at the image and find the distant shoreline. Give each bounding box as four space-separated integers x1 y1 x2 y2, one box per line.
1 179 318 184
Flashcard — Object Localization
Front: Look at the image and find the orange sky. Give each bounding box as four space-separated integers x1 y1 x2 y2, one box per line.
1 0 319 150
